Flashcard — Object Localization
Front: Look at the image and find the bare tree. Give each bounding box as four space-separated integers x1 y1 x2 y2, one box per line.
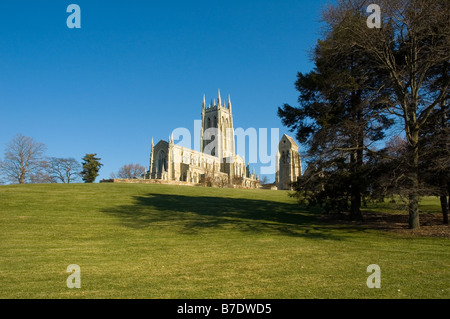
259 175 270 185
200 170 215 187
0 134 47 184
29 168 57 184
112 163 146 179
231 176 244 188
216 176 228 188
45 157 82 183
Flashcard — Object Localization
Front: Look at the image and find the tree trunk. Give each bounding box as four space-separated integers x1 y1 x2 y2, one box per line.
350 147 364 221
407 127 420 229
350 184 363 220
19 169 25 184
440 195 449 224
448 183 450 211
349 89 364 221
440 100 449 225
19 158 26 184
439 173 449 224
408 193 420 229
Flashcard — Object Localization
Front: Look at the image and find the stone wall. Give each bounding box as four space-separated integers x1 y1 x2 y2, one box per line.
100 178 261 189
100 178 198 186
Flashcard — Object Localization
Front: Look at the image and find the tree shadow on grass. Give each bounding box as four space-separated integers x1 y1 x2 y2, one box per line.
101 193 365 239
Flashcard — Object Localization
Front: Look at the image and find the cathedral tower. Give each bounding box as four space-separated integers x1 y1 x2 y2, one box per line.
201 89 235 159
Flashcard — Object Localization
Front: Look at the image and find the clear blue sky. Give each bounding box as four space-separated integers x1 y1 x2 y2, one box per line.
0 0 335 182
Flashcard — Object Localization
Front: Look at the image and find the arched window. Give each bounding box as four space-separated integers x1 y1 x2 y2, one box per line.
207 117 211 128
213 116 217 128
209 135 216 156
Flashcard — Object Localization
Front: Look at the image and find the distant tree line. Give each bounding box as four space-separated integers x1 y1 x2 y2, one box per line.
0 133 147 185
0 134 104 184
278 0 449 228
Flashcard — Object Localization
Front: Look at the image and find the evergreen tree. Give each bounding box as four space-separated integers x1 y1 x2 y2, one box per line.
80 154 103 183
278 10 393 220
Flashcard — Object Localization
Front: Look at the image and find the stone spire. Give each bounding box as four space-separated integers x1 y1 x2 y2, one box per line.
202 94 206 110
218 89 222 108
149 137 154 179
228 94 232 112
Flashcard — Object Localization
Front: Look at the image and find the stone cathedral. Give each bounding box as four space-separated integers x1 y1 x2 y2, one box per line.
144 90 301 190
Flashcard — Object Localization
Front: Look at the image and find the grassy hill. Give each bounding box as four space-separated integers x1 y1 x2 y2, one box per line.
0 183 448 298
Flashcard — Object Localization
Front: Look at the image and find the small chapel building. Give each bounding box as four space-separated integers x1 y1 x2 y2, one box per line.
275 134 302 190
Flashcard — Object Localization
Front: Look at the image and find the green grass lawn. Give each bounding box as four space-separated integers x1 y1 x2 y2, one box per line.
0 183 448 299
